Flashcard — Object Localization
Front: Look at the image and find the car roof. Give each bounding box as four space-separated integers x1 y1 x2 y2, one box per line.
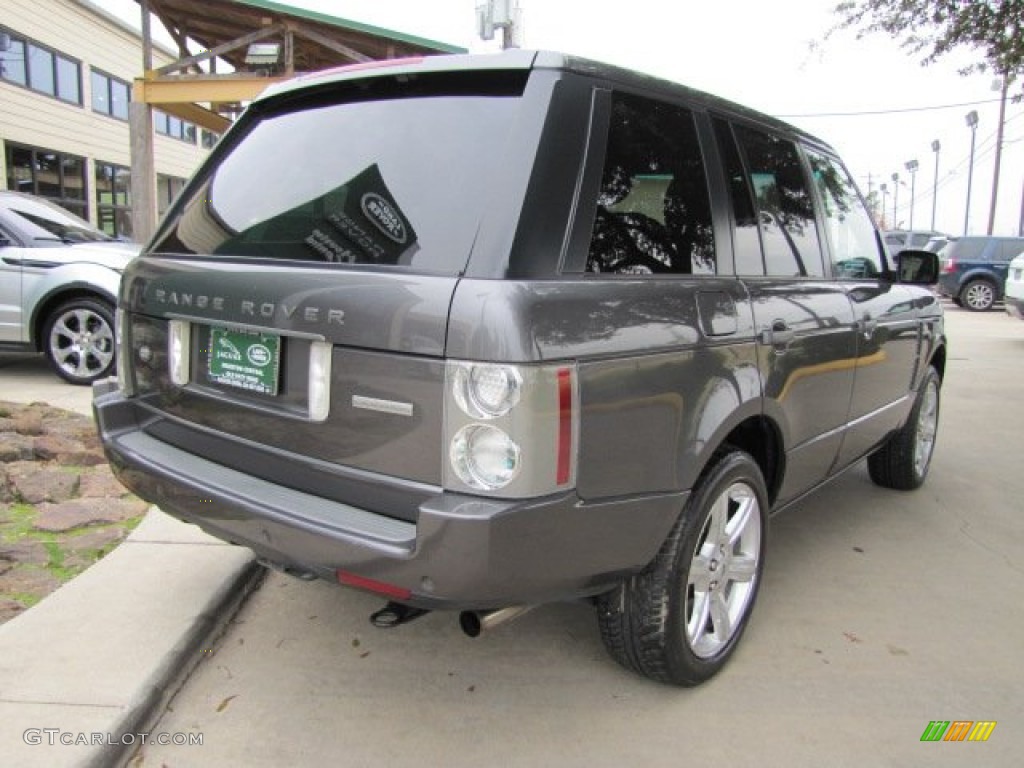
257 49 834 154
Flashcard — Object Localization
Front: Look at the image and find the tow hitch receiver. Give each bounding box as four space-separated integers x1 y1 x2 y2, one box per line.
370 602 430 629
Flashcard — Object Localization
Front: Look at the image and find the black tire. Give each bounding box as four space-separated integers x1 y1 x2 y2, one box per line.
596 450 768 686
959 279 996 311
42 297 116 385
868 366 941 490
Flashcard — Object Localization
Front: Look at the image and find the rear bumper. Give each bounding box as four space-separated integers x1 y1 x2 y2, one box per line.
93 381 686 610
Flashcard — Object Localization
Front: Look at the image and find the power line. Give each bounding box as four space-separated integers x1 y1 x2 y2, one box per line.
777 97 1004 119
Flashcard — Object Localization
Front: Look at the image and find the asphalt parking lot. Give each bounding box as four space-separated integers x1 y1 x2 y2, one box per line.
5 307 1024 767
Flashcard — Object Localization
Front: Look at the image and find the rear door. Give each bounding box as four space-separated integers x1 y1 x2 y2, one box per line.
805 149 922 467
713 119 857 505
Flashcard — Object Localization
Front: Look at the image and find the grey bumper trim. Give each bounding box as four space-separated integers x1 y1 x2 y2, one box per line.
114 430 415 548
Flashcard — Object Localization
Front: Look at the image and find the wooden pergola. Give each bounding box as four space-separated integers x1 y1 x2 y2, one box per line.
129 0 464 241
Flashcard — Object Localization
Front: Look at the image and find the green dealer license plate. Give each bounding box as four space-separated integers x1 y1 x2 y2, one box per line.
207 327 281 396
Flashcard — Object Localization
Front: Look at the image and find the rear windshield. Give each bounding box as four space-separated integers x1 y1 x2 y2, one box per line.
150 74 525 274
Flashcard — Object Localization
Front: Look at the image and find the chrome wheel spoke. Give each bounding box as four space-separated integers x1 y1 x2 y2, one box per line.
686 588 711 645
727 554 757 584
724 489 755 547
709 592 732 645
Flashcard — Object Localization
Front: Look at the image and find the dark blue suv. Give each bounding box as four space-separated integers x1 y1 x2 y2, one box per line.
936 236 1024 311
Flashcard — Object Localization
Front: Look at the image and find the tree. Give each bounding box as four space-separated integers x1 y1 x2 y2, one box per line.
831 0 1024 90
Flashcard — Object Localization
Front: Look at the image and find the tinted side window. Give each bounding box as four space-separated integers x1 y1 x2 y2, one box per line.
909 233 930 247
806 150 885 278
713 118 763 275
586 92 715 275
733 125 825 277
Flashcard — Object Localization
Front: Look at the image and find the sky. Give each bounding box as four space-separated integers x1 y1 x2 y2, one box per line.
91 0 1024 236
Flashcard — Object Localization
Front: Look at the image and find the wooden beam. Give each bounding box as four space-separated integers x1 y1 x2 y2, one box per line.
134 73 289 106
156 101 232 135
154 23 288 75
290 25 372 63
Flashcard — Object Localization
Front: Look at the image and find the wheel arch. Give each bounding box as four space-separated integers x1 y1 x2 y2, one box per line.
30 284 117 351
694 414 785 508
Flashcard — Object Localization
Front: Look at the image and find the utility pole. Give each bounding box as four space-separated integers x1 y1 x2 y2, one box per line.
930 140 940 231
986 75 1011 235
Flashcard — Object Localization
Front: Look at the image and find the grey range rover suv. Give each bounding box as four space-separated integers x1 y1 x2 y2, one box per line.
94 51 946 686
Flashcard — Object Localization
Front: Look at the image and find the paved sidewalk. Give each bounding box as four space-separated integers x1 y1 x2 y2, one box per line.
0 359 260 767
0 508 260 767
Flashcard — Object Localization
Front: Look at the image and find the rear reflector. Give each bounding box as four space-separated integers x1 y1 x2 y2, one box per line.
556 367 573 485
337 570 411 600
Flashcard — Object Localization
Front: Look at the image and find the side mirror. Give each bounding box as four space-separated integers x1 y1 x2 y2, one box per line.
895 249 939 285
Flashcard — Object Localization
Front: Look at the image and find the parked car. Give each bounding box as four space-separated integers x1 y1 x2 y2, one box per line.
93 50 946 687
883 229 947 256
936 235 1024 311
0 191 138 384
1006 252 1024 320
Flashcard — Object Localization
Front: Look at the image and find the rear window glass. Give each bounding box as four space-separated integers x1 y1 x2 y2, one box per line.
150 75 524 274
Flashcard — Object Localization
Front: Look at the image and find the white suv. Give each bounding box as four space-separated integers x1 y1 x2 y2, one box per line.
0 190 138 384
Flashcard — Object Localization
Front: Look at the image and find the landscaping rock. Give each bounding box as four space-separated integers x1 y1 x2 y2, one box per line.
0 540 50 566
13 412 43 436
34 497 149 532
33 434 107 467
0 400 145 625
0 567 62 596
78 466 129 499
0 433 36 462
6 463 79 504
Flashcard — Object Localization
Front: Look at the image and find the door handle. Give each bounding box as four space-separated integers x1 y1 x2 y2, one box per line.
759 320 796 347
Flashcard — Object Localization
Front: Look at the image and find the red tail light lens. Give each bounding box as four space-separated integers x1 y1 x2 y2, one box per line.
940 258 955 273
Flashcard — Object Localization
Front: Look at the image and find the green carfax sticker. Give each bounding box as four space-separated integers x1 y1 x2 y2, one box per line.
207 327 281 395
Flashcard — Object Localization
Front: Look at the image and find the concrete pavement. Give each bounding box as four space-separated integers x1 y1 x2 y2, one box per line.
1 307 1023 767
0 353 260 768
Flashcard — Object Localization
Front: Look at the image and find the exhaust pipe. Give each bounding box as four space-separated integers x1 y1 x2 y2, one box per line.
459 606 534 638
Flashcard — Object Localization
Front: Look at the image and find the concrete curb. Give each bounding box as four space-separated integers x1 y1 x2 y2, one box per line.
0 507 261 768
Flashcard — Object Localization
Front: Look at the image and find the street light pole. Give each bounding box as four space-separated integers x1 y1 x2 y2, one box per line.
880 183 889 228
965 109 979 235
930 140 940 231
905 160 919 231
892 172 900 228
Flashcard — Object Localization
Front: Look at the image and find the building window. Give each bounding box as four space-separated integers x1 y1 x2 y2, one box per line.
91 69 129 120
201 129 220 149
157 174 187 216
155 110 198 144
0 27 81 105
5 142 88 218
94 161 132 239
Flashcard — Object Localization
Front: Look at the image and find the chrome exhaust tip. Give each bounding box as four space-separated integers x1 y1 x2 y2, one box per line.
459 606 534 638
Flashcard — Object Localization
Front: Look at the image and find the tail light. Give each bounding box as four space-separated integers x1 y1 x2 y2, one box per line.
940 258 956 274
444 361 578 498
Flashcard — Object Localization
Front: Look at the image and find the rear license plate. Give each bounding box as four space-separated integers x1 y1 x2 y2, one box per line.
207 327 281 396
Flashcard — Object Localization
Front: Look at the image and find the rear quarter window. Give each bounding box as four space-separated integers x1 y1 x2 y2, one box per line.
585 91 716 276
